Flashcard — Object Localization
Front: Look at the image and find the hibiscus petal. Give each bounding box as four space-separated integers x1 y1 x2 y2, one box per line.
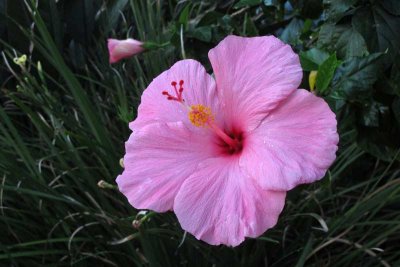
174 158 286 246
240 89 339 191
117 122 217 212
130 59 219 131
208 35 302 131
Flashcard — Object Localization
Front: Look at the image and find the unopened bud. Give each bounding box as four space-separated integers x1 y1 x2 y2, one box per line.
37 61 42 72
97 180 117 189
132 220 141 229
309 70 318 92
107 38 145 64
13 54 27 68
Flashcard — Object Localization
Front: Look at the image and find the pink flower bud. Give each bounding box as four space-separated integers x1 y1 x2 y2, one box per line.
107 38 145 64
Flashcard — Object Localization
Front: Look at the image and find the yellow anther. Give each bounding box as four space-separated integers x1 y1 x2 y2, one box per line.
188 104 213 127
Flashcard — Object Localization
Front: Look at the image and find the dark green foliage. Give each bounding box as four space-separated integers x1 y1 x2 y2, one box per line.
300 48 329 71
332 53 383 101
316 53 340 92
0 0 399 266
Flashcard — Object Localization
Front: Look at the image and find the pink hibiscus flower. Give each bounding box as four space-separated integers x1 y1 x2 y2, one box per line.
116 35 338 246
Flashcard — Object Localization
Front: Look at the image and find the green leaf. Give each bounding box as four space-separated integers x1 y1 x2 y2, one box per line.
324 0 357 21
188 26 212 42
280 18 304 45
104 0 129 32
316 53 340 92
243 13 259 36
234 0 261 9
198 11 223 26
300 48 330 71
336 28 368 58
352 4 400 66
317 23 348 50
332 53 383 101
294 234 314 267
318 24 368 59
178 4 191 26
301 19 313 35
0 250 68 260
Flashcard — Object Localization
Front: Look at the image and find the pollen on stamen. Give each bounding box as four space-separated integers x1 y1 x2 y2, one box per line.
188 104 214 127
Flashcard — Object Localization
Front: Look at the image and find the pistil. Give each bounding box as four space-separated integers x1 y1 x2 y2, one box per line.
207 121 239 149
162 80 184 102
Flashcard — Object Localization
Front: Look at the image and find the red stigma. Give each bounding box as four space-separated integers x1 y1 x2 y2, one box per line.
178 80 184 93
162 80 185 103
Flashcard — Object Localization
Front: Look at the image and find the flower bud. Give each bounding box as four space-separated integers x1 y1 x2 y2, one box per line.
13 54 27 69
309 70 318 92
107 38 145 64
97 180 117 189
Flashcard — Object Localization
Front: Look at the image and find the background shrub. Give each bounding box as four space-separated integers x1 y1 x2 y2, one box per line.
0 0 399 266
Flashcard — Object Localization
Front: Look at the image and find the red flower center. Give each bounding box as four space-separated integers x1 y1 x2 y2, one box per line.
218 130 244 155
162 80 244 155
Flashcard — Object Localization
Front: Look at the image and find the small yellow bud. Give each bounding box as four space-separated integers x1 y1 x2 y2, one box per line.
13 54 27 68
97 180 117 189
309 70 318 92
37 61 42 72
